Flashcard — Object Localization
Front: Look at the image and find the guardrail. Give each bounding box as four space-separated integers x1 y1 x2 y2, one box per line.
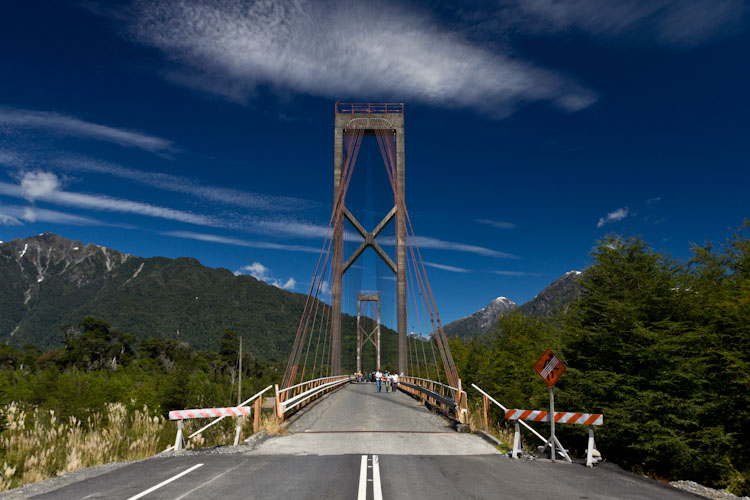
335 102 404 115
275 375 352 421
168 384 273 451
399 376 468 423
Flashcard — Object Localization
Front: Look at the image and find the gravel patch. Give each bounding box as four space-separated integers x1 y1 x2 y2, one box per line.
670 480 749 500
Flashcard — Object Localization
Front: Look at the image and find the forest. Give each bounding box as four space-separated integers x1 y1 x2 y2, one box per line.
450 220 749 495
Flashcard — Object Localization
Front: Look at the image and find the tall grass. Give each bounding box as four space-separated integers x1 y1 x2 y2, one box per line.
0 402 251 491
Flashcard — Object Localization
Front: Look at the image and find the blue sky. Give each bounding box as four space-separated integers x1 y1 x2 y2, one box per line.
1 0 749 328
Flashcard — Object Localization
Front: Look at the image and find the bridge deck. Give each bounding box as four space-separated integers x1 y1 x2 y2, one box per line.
251 382 493 456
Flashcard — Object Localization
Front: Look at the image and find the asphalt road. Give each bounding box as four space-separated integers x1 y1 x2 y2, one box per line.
18 384 698 500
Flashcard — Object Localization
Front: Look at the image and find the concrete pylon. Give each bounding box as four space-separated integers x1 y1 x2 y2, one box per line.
332 103 407 376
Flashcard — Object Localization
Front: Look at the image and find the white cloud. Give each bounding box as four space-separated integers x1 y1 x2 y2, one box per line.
597 207 629 228
163 230 320 253
646 196 661 206
0 106 174 153
127 0 595 116
19 171 61 200
475 219 516 229
492 270 543 277
235 261 296 290
498 0 746 46
424 261 470 273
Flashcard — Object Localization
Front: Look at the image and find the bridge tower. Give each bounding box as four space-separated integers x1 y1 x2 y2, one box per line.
356 292 381 374
331 103 407 375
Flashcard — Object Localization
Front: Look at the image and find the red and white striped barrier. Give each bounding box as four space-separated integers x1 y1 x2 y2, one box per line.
169 406 251 421
505 409 603 426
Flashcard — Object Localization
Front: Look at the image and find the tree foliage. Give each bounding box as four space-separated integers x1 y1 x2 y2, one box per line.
451 221 750 495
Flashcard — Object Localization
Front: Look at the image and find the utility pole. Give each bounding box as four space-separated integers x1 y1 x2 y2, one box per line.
234 336 243 446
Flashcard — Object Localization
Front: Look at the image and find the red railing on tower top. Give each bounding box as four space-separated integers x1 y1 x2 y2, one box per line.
336 102 404 115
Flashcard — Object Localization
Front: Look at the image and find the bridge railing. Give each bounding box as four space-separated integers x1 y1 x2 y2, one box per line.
275 375 352 421
399 376 468 423
168 384 274 451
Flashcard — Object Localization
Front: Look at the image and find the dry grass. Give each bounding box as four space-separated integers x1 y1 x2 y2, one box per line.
258 414 288 435
0 402 167 491
0 403 270 490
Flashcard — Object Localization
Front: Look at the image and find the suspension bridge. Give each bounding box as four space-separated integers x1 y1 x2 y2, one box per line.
21 104 698 500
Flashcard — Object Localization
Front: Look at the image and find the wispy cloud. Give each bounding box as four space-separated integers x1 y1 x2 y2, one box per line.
646 196 661 206
475 219 516 229
492 270 543 277
0 210 21 226
597 207 629 228
0 106 175 153
126 0 595 116
163 230 320 253
410 235 518 259
234 261 296 290
0 204 103 226
51 156 308 211
0 172 220 227
424 261 470 273
491 0 747 47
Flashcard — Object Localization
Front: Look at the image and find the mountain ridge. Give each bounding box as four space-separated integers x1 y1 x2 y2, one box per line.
443 270 583 338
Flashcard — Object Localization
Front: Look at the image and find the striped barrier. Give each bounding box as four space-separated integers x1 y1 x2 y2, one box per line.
505 409 603 466
169 406 251 420
505 409 603 426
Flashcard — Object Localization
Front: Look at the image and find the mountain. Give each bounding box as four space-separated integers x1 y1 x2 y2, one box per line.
0 233 312 356
443 296 518 338
518 270 583 317
443 271 584 338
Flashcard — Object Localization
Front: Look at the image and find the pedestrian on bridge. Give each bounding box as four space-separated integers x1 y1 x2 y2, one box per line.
392 372 399 391
384 371 392 392
375 369 383 392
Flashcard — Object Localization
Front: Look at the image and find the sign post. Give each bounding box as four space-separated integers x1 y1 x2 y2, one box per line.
533 349 566 462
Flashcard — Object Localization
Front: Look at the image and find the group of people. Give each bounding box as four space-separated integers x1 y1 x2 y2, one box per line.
355 369 399 393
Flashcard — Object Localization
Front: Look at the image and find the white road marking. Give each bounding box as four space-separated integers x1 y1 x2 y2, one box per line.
357 455 368 500
372 454 383 500
173 461 246 500
125 463 203 500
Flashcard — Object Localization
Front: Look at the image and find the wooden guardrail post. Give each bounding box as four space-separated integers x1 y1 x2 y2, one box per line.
482 395 490 430
274 384 283 422
253 396 262 432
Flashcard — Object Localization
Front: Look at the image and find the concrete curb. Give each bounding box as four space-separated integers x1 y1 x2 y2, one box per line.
476 429 503 446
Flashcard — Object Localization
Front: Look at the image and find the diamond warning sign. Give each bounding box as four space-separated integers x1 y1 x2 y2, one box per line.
534 349 566 388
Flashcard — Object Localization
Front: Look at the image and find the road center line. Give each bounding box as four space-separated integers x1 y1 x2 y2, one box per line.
357 455 368 500
125 463 203 500
372 455 383 500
